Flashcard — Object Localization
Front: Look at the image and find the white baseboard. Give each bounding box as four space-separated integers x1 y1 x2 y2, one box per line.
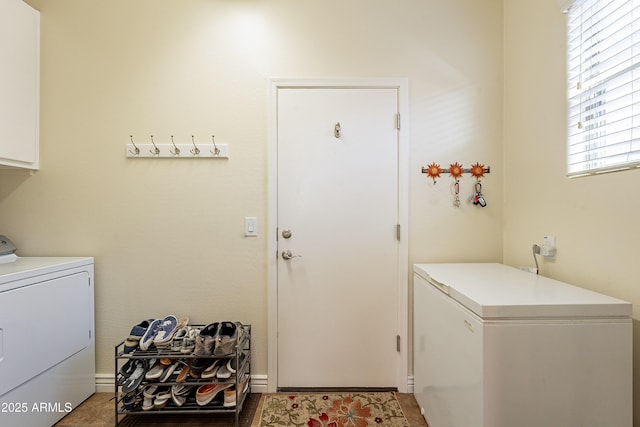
95 373 269 394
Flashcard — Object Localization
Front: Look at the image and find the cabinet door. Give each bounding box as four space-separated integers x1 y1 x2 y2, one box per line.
0 0 39 169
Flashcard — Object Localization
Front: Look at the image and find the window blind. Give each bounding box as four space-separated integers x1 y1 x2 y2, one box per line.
567 0 640 176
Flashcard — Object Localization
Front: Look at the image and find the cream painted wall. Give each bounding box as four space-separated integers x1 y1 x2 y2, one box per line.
504 0 640 423
0 0 504 385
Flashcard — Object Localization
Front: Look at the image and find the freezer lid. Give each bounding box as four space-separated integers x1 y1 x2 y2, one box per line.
413 263 632 319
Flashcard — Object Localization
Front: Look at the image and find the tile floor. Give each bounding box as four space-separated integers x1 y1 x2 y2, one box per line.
54 392 429 426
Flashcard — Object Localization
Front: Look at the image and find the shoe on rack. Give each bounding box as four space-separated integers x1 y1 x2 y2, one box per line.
190 357 212 378
223 374 250 408
171 327 188 351
175 360 192 383
117 359 137 384
153 387 172 409
121 388 143 411
216 361 232 379
124 319 154 353
142 385 159 399
227 352 247 374
142 396 154 411
159 361 180 382
151 315 179 347
201 359 223 379
181 327 200 354
145 359 165 380
154 315 188 347
194 322 219 356
195 383 233 406
138 319 162 351
171 384 194 407
213 321 244 356
121 359 147 394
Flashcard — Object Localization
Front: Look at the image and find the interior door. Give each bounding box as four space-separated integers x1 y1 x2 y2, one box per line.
276 87 400 389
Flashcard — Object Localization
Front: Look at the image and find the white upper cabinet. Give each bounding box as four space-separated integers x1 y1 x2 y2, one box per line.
0 0 39 170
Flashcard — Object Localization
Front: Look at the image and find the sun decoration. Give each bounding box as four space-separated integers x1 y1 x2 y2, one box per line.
470 162 486 180
449 162 464 179
425 162 443 183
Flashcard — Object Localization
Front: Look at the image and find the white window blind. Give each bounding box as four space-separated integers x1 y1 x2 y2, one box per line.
567 0 640 176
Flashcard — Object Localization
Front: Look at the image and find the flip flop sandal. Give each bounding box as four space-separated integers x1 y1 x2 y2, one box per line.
117 359 137 384
215 362 232 379
201 359 223 379
145 362 165 380
175 360 192 383
121 360 146 394
159 361 180 382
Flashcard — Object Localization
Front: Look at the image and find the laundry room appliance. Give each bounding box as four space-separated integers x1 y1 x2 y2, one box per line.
0 257 95 427
413 263 632 427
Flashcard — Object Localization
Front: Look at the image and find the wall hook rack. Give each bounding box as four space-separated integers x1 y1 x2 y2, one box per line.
422 162 491 183
126 134 229 159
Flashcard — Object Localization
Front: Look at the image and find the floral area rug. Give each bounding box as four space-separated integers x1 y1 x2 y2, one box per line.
258 392 410 427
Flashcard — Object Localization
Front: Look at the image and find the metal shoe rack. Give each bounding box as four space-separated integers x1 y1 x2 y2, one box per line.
114 324 251 427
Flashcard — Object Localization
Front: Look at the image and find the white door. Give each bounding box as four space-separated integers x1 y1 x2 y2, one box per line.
276 86 400 389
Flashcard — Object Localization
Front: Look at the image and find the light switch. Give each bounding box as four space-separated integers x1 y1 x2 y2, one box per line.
245 217 258 237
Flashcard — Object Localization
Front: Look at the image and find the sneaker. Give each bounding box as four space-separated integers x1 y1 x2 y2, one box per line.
181 327 200 354
138 319 162 351
171 327 188 351
152 315 179 347
123 319 154 353
194 323 219 356
213 321 243 356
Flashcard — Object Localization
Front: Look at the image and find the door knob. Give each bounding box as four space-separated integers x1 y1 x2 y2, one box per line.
281 250 301 260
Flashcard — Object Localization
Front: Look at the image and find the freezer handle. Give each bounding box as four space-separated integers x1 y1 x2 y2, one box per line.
426 275 450 295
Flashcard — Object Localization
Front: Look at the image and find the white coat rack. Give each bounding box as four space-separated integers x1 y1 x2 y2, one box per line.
126 135 229 159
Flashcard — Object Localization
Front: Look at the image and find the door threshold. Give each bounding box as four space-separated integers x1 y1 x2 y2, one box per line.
277 387 398 393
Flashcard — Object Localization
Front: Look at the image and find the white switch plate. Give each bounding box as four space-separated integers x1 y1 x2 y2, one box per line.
245 217 258 237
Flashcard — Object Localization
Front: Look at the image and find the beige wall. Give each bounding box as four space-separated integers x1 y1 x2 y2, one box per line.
504 0 640 423
0 0 504 385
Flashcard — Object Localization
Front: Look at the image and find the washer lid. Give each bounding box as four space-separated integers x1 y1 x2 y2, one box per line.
414 263 632 319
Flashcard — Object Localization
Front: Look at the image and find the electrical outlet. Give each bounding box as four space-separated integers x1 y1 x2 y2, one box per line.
541 236 556 258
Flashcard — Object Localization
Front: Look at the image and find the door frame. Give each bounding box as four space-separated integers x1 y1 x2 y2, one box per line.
267 78 409 392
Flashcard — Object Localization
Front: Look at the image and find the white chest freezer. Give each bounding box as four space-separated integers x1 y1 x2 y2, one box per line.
413 263 632 427
0 257 95 427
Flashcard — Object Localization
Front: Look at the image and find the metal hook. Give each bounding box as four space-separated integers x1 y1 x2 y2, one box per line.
129 135 140 155
170 135 180 156
149 135 160 155
210 135 220 156
334 122 341 138
190 135 200 156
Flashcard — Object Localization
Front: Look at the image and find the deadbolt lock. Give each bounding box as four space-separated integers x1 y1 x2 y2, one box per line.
282 229 292 239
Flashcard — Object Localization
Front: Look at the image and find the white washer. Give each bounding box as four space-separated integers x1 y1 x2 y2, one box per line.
413 263 632 427
0 257 94 427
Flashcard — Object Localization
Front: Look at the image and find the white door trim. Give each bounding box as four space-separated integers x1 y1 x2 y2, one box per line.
267 78 409 392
